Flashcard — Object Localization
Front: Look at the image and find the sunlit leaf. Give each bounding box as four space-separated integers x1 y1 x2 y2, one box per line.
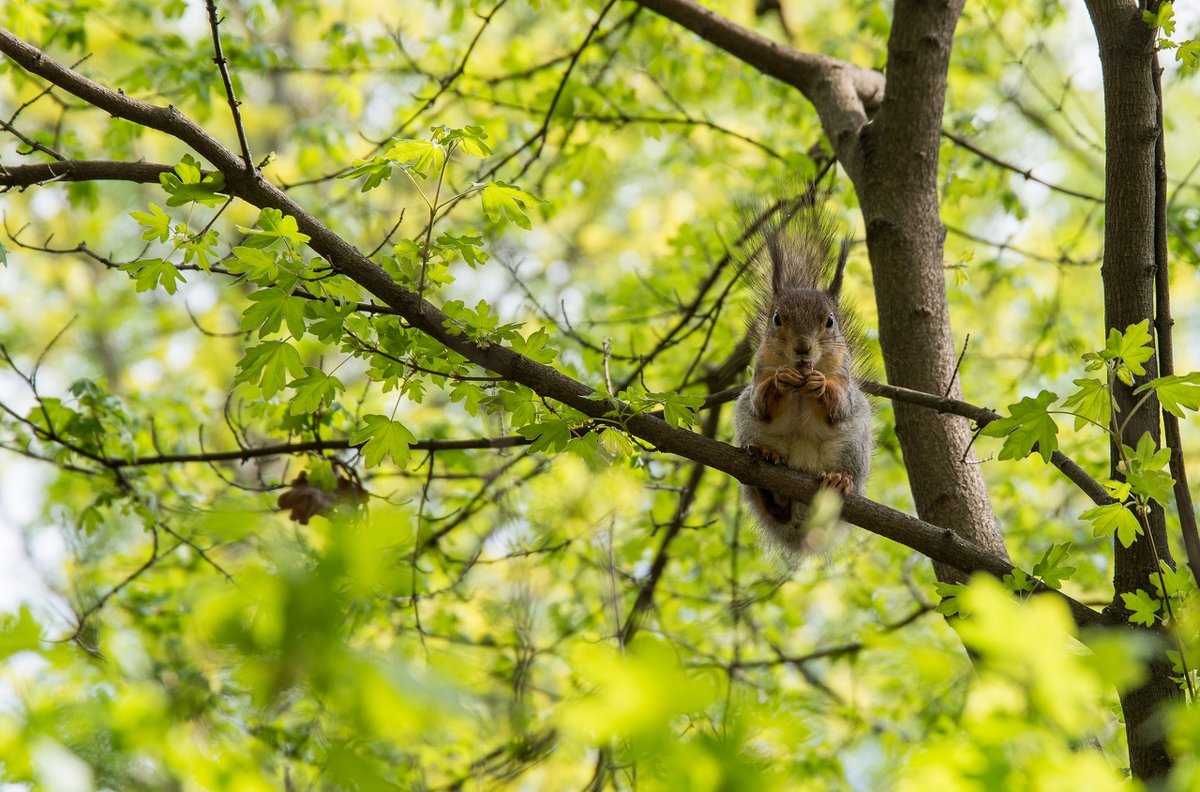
980 390 1059 462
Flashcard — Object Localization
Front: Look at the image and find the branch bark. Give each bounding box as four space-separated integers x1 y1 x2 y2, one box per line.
0 27 1102 631
856 0 1007 575
0 160 171 189
1082 0 1180 779
633 0 883 182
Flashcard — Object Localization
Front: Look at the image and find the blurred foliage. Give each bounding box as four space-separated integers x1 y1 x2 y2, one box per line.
0 0 1199 789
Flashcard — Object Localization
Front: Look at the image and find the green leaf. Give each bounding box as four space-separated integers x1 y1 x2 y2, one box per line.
934 581 966 617
456 134 492 158
1061 377 1110 431
159 154 227 207
1081 502 1143 548
0 240 7 266
227 245 280 283
1100 478 1132 501
340 156 393 192
1143 2 1175 36
1120 589 1160 627
1031 542 1076 590
516 418 574 453
237 208 311 249
480 181 543 230
307 301 352 343
449 380 484 416
1103 320 1155 385
288 367 345 415
235 341 306 399
0 606 41 660
1149 559 1192 601
385 139 446 176
241 288 307 339
656 392 705 429
435 125 493 158
980 390 1059 462
131 202 172 242
1135 372 1200 418
1003 568 1034 594
469 299 498 335
1122 432 1174 506
119 258 185 294
351 414 416 468
1178 39 1200 72
436 232 489 268
509 327 558 364
182 229 218 273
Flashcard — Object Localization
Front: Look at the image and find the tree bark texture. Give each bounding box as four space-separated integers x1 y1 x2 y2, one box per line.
855 0 1008 573
1083 0 1179 779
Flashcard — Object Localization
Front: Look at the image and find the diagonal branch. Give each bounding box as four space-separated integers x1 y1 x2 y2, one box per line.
0 27 1102 630
942 129 1103 204
860 380 1113 507
632 0 883 182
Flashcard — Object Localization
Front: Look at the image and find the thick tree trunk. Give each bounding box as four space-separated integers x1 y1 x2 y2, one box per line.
853 0 1009 576
1083 0 1179 780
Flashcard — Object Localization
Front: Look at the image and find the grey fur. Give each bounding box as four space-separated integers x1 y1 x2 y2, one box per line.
733 206 873 556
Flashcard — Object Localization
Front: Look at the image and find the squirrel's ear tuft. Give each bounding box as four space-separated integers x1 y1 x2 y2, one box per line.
766 232 787 295
827 235 852 299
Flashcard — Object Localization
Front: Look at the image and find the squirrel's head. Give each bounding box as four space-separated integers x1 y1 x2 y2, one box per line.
755 221 851 375
760 287 848 375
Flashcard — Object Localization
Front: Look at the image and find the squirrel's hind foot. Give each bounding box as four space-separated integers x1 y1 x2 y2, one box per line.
745 442 785 466
819 471 854 494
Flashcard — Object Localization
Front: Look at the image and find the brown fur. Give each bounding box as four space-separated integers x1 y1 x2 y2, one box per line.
733 199 874 555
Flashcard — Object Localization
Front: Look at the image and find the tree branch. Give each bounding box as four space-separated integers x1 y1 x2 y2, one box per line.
1149 28 1200 590
0 159 171 190
860 380 1113 507
204 0 255 173
632 0 883 181
942 129 1103 204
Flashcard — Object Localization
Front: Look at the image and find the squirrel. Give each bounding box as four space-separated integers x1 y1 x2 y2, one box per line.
732 206 872 554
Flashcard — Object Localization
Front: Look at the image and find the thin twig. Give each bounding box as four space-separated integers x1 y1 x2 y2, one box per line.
942 129 1102 203
204 0 255 173
944 333 970 398
528 0 620 165
55 525 161 650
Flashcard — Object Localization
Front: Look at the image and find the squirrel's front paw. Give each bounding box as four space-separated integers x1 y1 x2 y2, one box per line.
775 365 805 389
800 370 826 397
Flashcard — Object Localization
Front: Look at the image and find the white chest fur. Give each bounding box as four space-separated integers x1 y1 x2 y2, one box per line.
746 394 846 471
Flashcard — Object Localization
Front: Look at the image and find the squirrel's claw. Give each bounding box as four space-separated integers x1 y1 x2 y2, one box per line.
819 471 854 494
775 365 805 389
800 370 827 397
746 443 785 466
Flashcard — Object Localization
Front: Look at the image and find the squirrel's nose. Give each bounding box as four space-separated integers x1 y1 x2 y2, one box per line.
794 343 811 357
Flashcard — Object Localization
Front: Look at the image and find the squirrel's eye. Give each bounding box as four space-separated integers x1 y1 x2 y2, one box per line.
772 312 782 327
825 314 835 329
